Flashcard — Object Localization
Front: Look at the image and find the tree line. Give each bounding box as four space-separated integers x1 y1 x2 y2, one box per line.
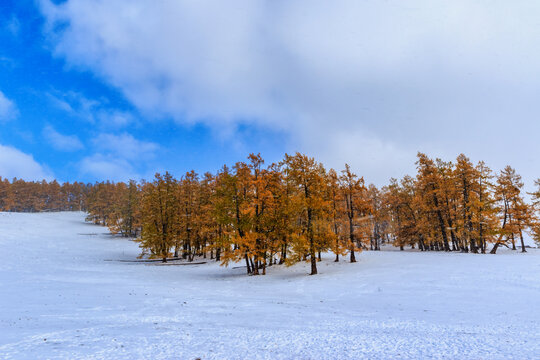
387 154 539 254
2 152 539 275
83 152 540 275
83 153 375 275
0 178 88 212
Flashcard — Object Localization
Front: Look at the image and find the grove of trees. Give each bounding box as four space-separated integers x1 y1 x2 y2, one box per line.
2 152 540 275
0 178 88 212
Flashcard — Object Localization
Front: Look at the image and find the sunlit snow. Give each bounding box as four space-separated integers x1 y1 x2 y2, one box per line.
0 212 538 359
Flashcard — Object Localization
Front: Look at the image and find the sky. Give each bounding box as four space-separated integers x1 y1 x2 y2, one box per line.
0 0 539 190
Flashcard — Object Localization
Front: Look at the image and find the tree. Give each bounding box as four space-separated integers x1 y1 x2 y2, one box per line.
198 172 220 261
108 180 141 238
247 153 281 275
382 177 422 250
454 154 479 252
472 161 498 253
138 173 179 262
491 166 531 253
284 153 330 275
416 153 451 251
530 179 540 247
177 171 200 260
368 184 387 251
0 177 14 211
327 169 346 261
339 164 370 262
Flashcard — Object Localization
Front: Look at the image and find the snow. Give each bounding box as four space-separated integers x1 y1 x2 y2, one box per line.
0 212 539 360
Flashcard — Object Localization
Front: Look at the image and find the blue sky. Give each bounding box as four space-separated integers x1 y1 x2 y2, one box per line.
0 0 287 182
1 0 540 189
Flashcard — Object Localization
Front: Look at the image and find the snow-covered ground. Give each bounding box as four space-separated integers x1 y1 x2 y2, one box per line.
0 212 539 360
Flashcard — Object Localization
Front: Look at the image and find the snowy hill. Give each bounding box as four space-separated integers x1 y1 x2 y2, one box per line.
0 212 539 359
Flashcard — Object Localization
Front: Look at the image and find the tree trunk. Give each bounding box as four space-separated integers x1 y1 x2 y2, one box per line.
250 257 257 275
244 253 251 274
310 239 317 275
307 201 317 275
432 193 450 251
349 218 356 263
490 241 500 254
279 243 286 265
519 229 527 253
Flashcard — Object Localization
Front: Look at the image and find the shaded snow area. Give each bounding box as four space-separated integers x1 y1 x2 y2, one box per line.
1 212 539 360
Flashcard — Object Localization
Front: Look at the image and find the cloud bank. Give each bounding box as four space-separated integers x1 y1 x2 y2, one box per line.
39 0 540 185
79 133 159 181
0 144 53 181
43 125 84 151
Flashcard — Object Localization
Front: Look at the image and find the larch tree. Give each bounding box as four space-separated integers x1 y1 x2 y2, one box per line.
247 153 282 275
198 172 219 261
0 177 14 211
368 184 387 251
491 166 530 253
213 166 238 268
435 159 460 251
416 153 451 251
530 179 540 247
327 169 346 261
284 153 330 275
177 170 200 260
138 173 179 262
454 154 479 252
339 164 370 262
473 161 499 253
272 162 298 265
108 180 141 238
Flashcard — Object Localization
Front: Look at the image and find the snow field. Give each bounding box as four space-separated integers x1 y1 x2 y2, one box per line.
0 212 539 359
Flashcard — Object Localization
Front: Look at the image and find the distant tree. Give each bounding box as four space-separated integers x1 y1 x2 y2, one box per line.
108 180 141 238
0 177 14 211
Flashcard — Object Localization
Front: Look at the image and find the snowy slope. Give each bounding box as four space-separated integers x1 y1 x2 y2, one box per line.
0 212 539 360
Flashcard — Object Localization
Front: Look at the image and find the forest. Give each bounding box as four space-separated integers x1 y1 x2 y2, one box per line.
1 152 539 275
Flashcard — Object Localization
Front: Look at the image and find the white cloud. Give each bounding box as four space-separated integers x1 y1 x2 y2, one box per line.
0 144 53 181
97 110 134 128
47 91 135 129
47 93 75 114
43 125 84 151
39 0 540 185
79 154 137 182
92 133 158 161
0 91 18 121
46 91 99 122
79 133 159 181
